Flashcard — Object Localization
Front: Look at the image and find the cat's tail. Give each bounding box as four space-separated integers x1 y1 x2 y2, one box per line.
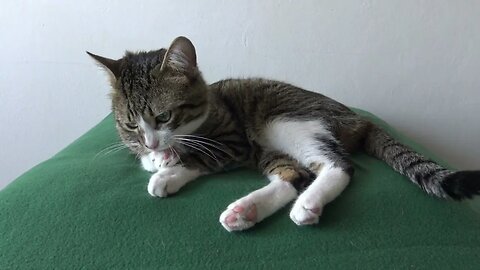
363 124 480 200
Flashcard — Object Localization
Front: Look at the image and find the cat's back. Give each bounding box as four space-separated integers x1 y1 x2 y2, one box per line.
208 78 367 153
209 78 356 121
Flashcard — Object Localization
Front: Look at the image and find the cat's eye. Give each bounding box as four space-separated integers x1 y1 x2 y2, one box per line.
155 111 172 123
125 123 138 130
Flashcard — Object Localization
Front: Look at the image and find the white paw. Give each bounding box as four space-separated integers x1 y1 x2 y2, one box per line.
147 168 186 197
219 200 257 232
289 195 323 226
141 154 158 172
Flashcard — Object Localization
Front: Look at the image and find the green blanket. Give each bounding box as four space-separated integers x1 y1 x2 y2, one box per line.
1 110 479 269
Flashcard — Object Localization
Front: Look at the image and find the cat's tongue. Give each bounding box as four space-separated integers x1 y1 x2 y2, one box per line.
162 149 174 160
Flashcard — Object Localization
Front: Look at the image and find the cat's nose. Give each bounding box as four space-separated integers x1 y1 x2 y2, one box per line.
146 140 159 150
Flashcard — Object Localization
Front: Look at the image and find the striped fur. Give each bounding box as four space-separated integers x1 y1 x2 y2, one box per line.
364 125 480 199
88 36 480 231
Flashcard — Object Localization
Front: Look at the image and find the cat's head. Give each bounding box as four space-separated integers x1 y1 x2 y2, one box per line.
88 36 209 156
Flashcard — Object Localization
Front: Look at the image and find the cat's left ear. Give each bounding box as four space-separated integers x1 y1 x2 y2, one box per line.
161 36 198 78
86 51 123 82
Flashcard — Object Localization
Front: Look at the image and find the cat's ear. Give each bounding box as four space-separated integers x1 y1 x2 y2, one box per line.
86 51 123 81
161 36 197 78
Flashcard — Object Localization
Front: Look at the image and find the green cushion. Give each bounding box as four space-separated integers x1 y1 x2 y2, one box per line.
1 110 479 269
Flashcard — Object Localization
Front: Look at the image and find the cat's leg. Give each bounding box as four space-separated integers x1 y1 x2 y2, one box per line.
289 162 352 225
289 143 353 226
219 151 312 232
142 150 199 197
147 165 203 197
260 119 353 226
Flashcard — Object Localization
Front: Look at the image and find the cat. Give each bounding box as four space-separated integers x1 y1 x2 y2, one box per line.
87 36 480 232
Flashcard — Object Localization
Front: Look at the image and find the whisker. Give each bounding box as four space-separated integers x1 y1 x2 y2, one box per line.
94 143 127 159
95 142 124 155
177 140 215 159
169 145 184 167
100 145 129 157
178 139 218 160
174 137 234 158
176 140 220 165
174 134 225 146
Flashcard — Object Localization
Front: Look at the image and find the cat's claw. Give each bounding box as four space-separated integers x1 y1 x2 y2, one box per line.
219 202 257 232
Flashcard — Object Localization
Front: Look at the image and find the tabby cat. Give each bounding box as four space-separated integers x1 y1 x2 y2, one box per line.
88 36 480 232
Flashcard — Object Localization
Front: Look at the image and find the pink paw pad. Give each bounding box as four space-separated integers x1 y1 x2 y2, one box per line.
308 207 321 214
220 203 258 231
226 214 238 224
232 205 257 221
226 204 257 225
233 206 244 213
236 204 256 221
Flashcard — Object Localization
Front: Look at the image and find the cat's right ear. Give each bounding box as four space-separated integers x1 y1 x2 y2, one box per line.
86 51 123 82
160 36 198 79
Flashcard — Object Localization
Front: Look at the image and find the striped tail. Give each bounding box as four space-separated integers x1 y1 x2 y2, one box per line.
363 125 480 200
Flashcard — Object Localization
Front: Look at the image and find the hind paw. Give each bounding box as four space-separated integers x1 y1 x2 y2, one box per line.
219 201 257 232
289 197 323 225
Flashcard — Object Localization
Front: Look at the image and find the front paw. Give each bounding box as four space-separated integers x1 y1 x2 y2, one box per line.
141 154 158 173
147 169 185 197
142 151 180 173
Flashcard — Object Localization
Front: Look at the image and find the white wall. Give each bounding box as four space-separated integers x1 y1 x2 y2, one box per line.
1 0 479 189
